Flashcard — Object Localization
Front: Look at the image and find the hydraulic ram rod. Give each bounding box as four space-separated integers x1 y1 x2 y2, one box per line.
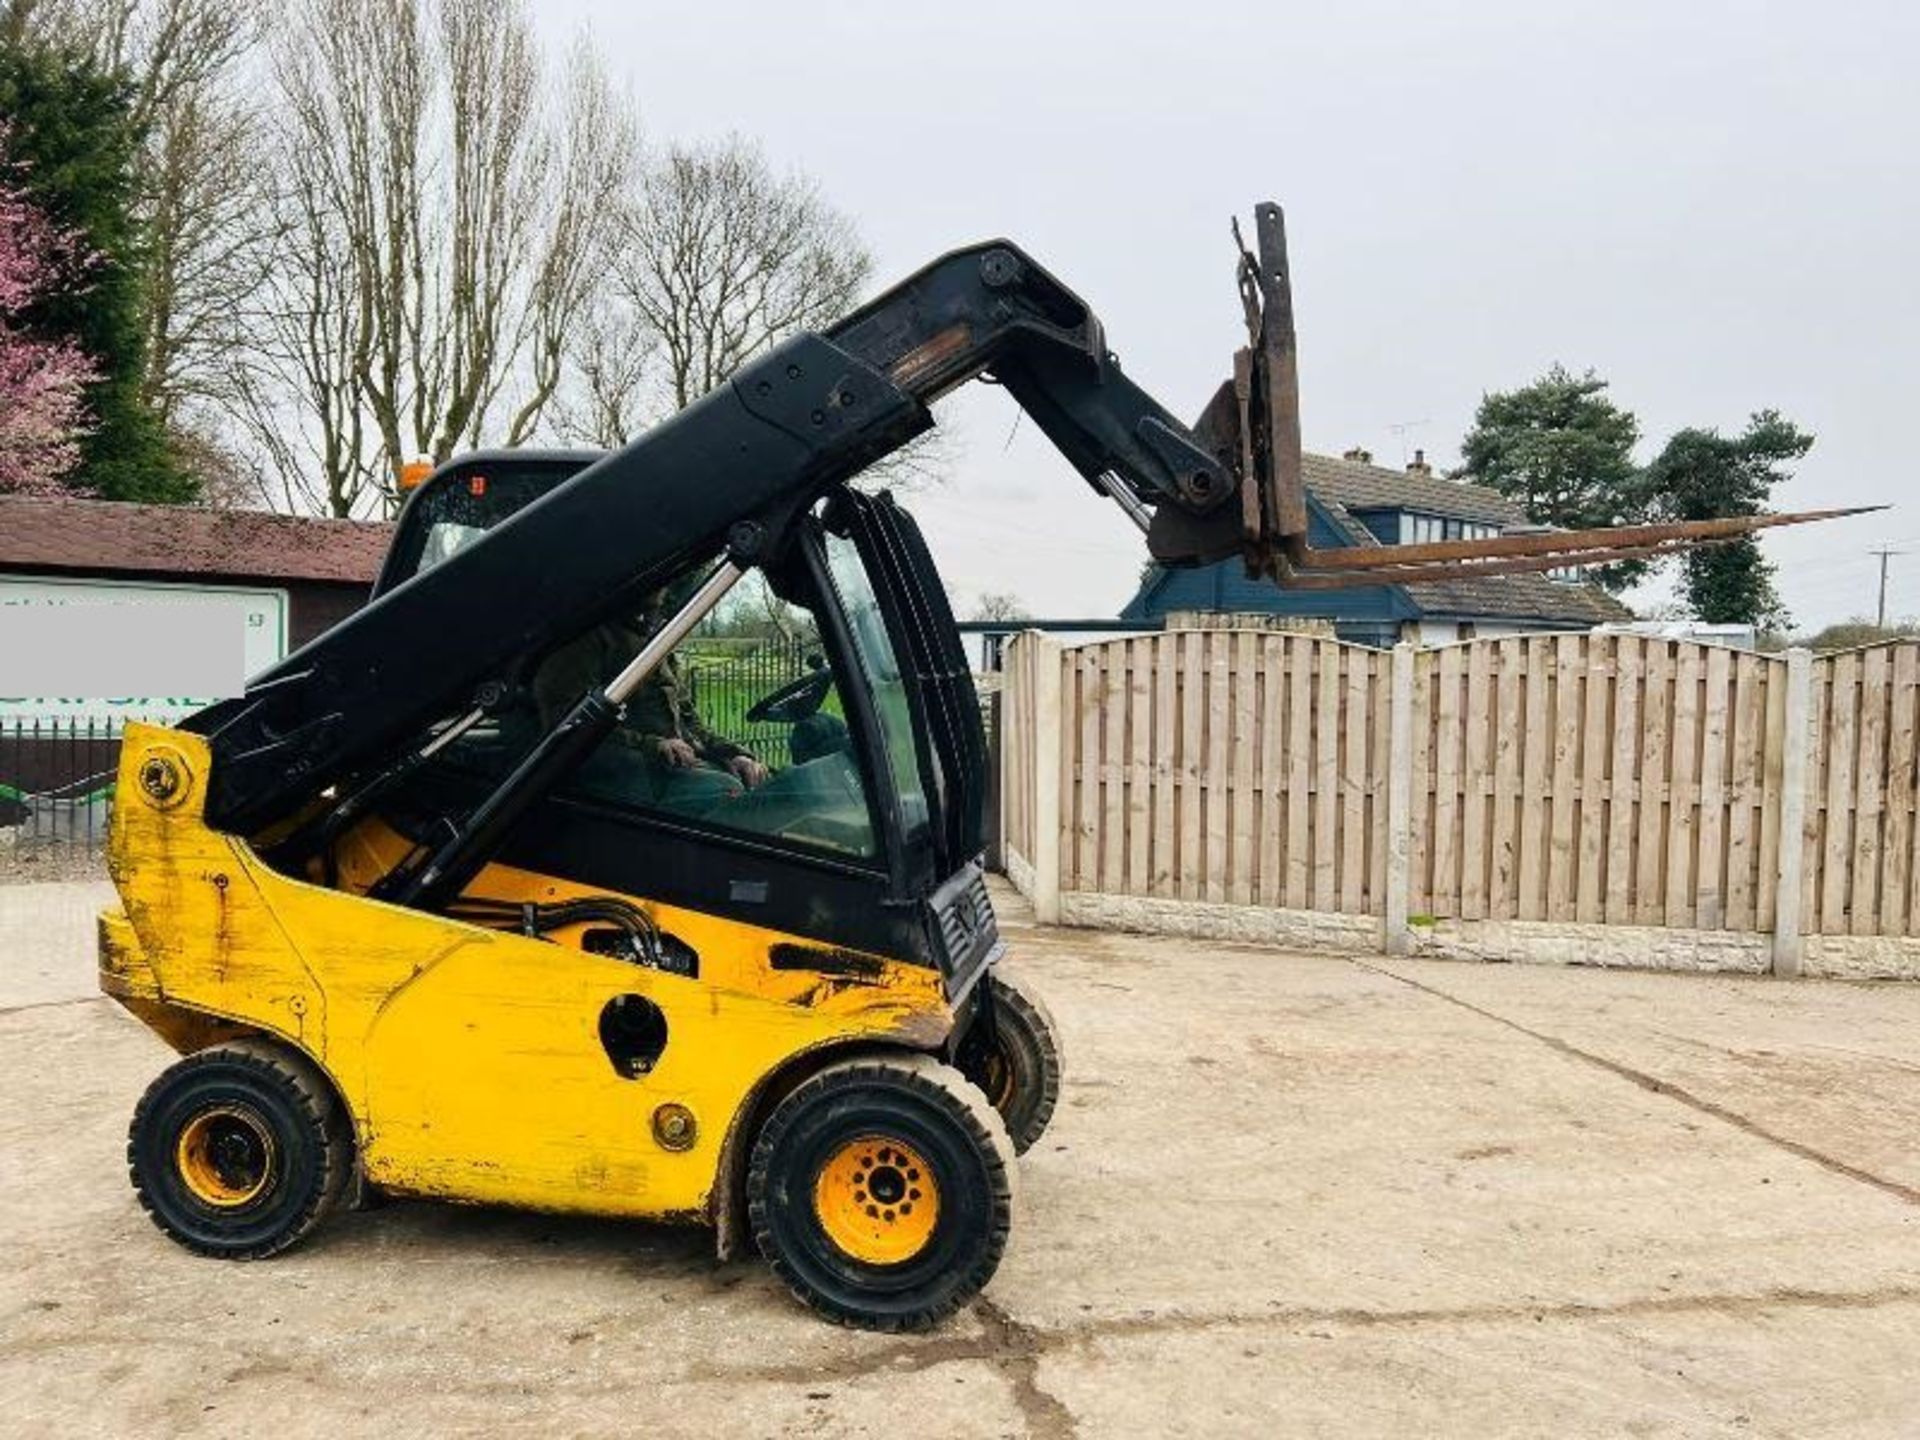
376 562 747 913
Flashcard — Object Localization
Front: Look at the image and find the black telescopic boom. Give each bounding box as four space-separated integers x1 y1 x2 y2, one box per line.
186 241 1223 840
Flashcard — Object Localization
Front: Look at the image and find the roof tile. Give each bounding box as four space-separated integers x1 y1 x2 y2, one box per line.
1303 453 1521 525
0 496 392 586
1306 455 1633 626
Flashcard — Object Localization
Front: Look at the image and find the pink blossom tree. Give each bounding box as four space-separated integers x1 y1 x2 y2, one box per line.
0 125 98 496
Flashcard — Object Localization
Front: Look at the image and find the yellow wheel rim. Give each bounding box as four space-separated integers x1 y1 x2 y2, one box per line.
175 1105 275 1208
979 1042 1017 1111
811 1135 939 1266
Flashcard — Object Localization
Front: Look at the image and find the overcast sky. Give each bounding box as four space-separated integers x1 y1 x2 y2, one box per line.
541 0 1918 629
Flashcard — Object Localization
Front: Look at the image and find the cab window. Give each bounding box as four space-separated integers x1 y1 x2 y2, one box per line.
433 566 882 863
383 459 591 588
821 528 931 844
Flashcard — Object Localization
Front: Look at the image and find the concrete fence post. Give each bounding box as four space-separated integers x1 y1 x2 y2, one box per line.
1385 641 1417 956
1030 635 1065 925
1772 646 1814 977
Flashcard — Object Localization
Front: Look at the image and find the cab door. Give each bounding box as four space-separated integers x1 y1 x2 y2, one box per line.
826 491 1003 998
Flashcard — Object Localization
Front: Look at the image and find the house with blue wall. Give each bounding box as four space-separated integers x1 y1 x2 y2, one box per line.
1122 449 1630 647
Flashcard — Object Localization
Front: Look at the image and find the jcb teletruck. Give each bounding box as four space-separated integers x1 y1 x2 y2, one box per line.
99 205 1851 1328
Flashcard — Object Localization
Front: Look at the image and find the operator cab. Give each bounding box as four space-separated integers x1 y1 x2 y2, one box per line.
375 450 604 592
372 451 996 996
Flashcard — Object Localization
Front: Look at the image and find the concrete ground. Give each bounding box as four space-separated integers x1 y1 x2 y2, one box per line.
4 878 1919 1438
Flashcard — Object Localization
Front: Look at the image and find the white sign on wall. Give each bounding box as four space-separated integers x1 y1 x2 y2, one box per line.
0 575 289 728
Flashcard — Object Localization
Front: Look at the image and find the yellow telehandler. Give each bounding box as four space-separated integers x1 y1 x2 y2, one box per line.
99 203 1851 1328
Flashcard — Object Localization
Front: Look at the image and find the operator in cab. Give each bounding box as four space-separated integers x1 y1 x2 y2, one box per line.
531 593 768 815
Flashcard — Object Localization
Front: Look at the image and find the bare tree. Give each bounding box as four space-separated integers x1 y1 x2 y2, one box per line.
12 0 272 495
554 303 655 449
567 134 949 486
494 39 637 447
138 72 277 432
19 0 939 510
222 0 634 515
579 137 872 425
970 592 1031 623
221 136 377 516
36 0 259 143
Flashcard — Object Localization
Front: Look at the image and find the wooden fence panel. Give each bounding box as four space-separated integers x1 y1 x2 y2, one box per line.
999 632 1037 866
1410 643 1435 917
1694 646 1730 929
1229 631 1257 906
1852 647 1890 935
1414 634 1784 931
1178 630 1204 902
1724 651 1762 930
1150 632 1178 896
1884 646 1919 934
1125 636 1153 897
1634 641 1670 926
1605 637 1642 925
1804 641 1920 937
1010 631 1920 941
1342 648 1376 915
1041 630 1393 916
1255 634 1285 907
1428 645 1462 917
1368 647 1394 916
1489 638 1524 918
1757 652 1787 930
1072 645 1099 892
1816 650 1858 934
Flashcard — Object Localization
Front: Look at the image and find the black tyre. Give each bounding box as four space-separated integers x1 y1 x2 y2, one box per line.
747 1053 1015 1331
127 1040 352 1260
960 968 1063 1154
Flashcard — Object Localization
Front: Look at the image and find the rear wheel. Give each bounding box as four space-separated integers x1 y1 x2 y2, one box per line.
961 969 1063 1154
747 1054 1015 1331
128 1040 352 1260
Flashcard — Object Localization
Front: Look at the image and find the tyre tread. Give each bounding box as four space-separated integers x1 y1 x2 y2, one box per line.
985 968 1063 1153
126 1039 351 1261
746 1052 1015 1332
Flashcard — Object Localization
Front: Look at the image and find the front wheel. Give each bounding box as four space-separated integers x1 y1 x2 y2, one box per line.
127 1040 352 1260
960 969 1064 1154
747 1053 1015 1331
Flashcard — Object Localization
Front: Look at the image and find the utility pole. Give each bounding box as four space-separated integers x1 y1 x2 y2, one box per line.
1870 548 1903 628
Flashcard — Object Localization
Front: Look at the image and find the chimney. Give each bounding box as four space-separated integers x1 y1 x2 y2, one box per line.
1342 446 1374 465
1406 448 1431 476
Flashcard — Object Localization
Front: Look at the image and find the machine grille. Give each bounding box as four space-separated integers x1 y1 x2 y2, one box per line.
928 860 1000 996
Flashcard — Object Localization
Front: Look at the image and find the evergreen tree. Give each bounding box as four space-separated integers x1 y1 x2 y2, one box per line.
1641 411 1812 630
1457 365 1646 591
0 42 191 501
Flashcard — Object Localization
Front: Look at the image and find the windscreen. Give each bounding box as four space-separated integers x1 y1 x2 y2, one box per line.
378 457 596 594
821 529 932 846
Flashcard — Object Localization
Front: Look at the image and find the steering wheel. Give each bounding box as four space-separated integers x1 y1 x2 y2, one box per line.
746 665 834 725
